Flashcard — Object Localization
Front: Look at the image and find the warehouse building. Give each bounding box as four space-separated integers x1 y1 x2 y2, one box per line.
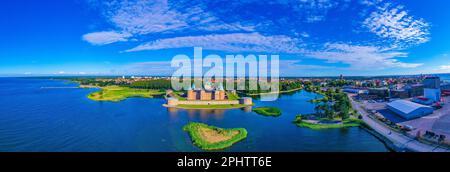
387 100 433 120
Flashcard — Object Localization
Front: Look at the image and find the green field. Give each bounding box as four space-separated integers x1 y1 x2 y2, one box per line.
252 107 282 117
293 115 363 129
176 104 250 109
87 86 165 102
226 91 240 100
183 122 247 151
172 91 187 100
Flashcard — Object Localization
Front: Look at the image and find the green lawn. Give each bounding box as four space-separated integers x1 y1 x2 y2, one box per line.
87 86 165 102
293 115 363 129
252 107 282 117
176 104 250 109
172 91 187 100
226 91 240 100
183 122 247 151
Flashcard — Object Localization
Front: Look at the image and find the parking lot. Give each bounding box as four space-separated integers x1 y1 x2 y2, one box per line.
400 96 450 138
359 96 450 140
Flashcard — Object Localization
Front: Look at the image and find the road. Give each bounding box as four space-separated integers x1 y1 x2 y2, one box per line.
348 94 450 152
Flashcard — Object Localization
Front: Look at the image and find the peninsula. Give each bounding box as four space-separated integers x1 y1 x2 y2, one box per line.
87 86 165 102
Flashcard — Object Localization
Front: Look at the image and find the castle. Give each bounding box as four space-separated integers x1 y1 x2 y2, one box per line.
165 81 253 108
187 82 225 101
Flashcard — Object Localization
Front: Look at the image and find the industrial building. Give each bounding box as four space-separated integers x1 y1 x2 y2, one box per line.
387 100 433 120
368 88 389 99
343 88 369 94
423 76 441 102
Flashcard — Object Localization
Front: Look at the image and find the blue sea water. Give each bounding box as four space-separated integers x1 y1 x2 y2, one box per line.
0 78 388 152
436 74 450 82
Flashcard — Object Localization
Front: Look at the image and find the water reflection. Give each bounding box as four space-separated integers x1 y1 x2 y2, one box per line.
167 107 255 121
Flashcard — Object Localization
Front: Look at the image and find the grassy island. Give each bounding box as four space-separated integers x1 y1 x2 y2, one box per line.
252 107 282 117
87 86 165 102
293 115 363 129
183 122 247 150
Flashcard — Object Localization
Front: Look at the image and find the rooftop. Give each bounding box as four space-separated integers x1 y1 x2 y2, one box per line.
387 100 432 114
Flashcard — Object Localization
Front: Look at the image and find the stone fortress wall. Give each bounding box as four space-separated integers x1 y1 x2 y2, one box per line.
167 98 252 107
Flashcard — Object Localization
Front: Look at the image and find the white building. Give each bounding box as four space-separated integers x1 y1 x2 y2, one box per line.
423 76 441 102
387 100 433 120
424 88 441 102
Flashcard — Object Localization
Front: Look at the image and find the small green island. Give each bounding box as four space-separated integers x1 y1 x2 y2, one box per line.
87 86 165 102
293 115 363 129
252 107 282 117
183 122 247 150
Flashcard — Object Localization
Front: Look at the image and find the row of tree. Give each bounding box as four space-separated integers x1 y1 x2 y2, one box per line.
72 78 117 87
128 80 172 89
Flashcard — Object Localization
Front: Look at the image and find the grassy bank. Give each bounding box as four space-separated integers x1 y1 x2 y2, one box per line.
253 107 282 117
183 122 247 150
172 91 187 100
226 91 240 100
87 86 165 102
293 115 363 129
175 104 250 109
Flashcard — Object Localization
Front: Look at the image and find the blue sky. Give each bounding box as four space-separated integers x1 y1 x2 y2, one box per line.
1 0 450 77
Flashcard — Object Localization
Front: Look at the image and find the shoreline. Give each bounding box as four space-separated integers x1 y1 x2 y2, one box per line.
163 104 252 110
183 122 248 151
244 87 303 96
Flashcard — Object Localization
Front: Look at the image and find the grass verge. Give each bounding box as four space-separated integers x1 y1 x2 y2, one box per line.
293 115 363 129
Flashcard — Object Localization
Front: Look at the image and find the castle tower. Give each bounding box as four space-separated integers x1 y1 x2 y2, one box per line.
214 91 220 100
167 98 179 106
187 84 197 100
219 91 226 100
240 97 253 105
187 90 196 100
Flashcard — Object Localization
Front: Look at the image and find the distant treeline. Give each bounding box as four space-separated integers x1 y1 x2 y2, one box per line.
73 78 305 92
71 78 118 87
128 80 171 89
240 80 304 95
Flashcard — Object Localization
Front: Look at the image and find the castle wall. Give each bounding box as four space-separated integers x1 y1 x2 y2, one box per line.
187 90 197 100
200 90 212 100
176 100 240 105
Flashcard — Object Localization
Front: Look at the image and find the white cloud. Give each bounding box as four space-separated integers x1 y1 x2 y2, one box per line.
440 65 450 70
83 0 254 45
280 60 335 70
81 0 429 72
295 0 338 23
125 33 304 53
306 43 423 69
359 0 384 6
82 31 131 45
363 4 430 47
433 64 450 73
108 0 187 35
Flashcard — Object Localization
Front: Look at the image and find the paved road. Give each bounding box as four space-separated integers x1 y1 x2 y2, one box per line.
348 94 450 152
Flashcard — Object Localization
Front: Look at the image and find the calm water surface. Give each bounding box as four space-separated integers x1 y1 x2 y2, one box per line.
0 78 389 152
